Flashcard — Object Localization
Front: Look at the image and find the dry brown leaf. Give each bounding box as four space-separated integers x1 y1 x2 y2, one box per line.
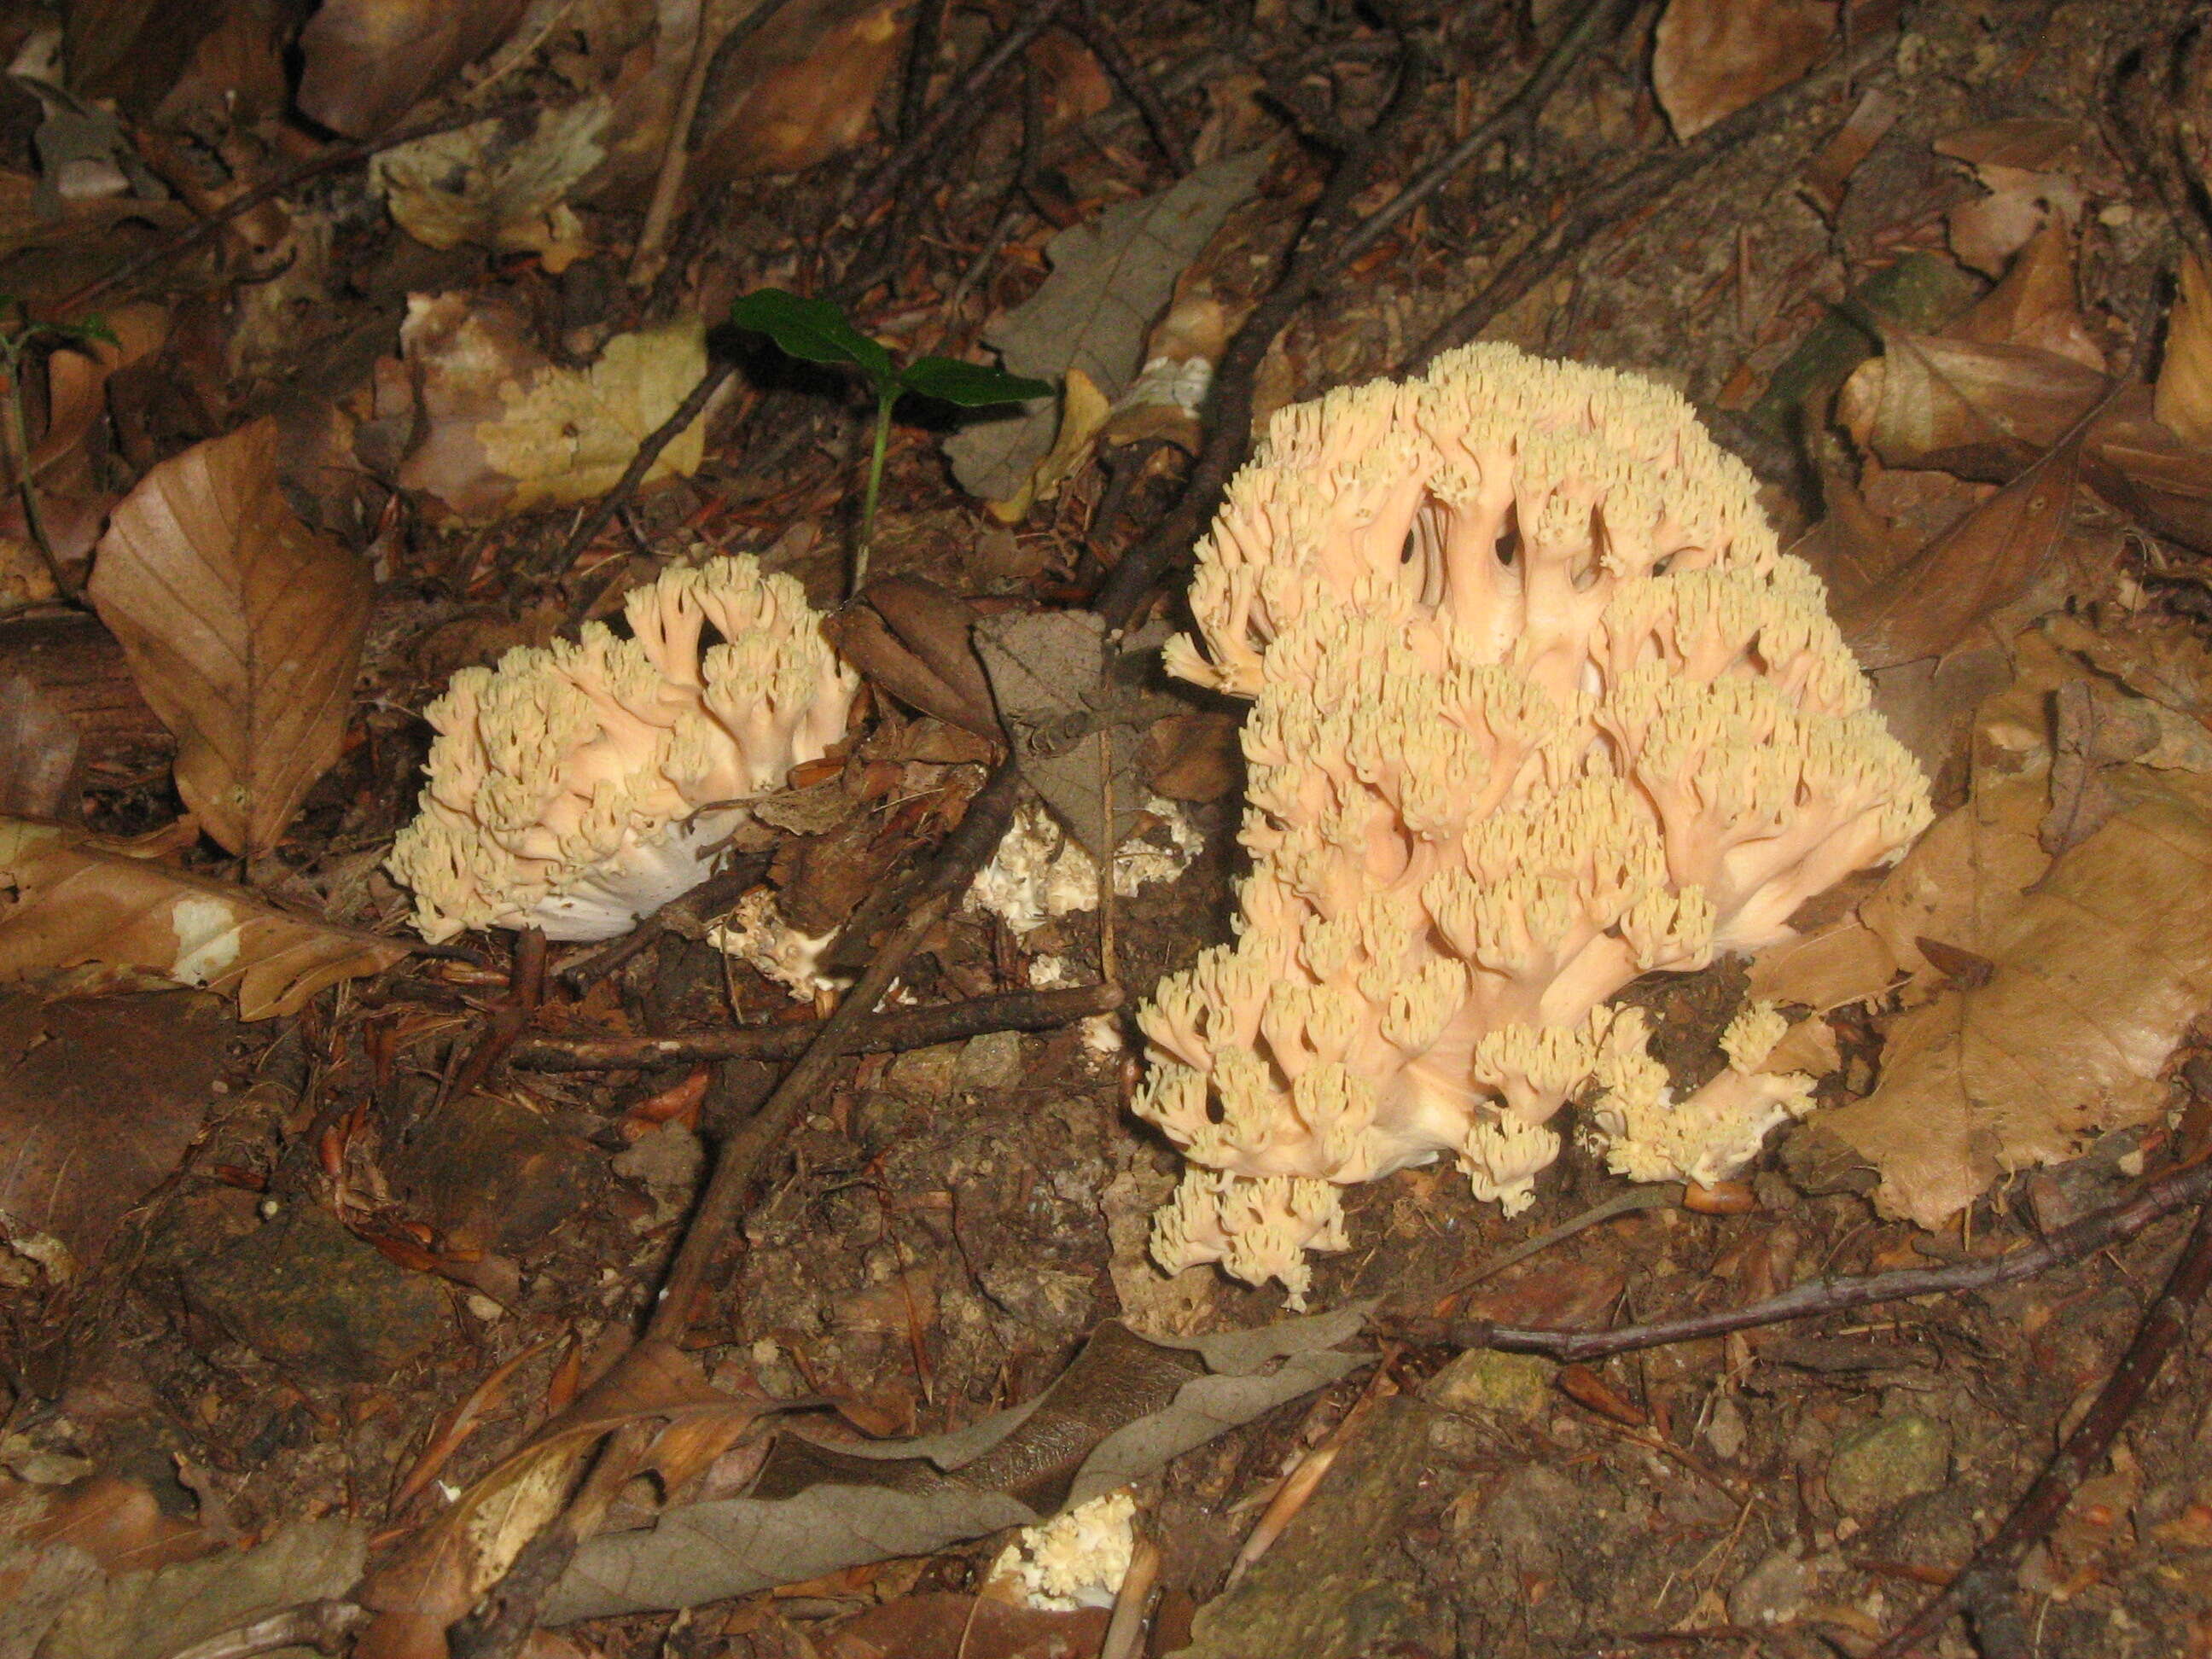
0 817 408 1019
384 294 714 523
23 301 166 489
1765 634 2212 1225
2156 253 2212 446
1954 219 2103 370
1753 637 2068 1013
370 98 607 272
2081 387 2212 556
88 419 370 859
1837 434 2086 668
295 0 532 138
1837 329 2109 481
1934 118 2091 278
1651 0 1835 141
693 0 906 183
2042 607 2212 719
1819 764 2212 1226
359 1339 778 1656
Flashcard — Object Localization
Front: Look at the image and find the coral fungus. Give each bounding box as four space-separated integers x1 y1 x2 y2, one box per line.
1136 344 1931 1301
388 556 856 943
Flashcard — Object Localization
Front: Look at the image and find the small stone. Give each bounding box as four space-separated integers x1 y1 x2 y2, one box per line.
1826 1414 1952 1516
1425 1349 1554 1421
1727 1549 1818 1627
465 1293 505 1321
183 1204 444 1385
954 1029 1027 1091
886 1042 962 1099
1704 1392 1748 1461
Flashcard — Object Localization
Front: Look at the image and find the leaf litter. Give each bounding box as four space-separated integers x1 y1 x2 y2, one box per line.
10 2 2212 1656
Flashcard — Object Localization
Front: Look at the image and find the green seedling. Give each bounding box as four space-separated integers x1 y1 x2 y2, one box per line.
728 288 1049 592
0 297 114 602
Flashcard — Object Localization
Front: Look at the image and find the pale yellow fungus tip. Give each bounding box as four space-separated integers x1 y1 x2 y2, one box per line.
387 555 857 943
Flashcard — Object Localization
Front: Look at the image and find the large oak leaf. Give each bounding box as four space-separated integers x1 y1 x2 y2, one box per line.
89 420 370 859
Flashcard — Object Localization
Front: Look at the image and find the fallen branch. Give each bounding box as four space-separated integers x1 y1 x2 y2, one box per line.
1089 3 1430 633
1373 1156 2212 1364
510 981 1123 1070
1867 1181 2212 1659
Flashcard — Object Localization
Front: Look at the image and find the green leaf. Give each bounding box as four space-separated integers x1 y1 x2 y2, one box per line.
727 288 896 389
898 357 1053 408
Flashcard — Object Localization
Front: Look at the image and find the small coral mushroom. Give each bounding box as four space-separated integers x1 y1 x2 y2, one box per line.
1137 344 1932 1302
388 556 856 943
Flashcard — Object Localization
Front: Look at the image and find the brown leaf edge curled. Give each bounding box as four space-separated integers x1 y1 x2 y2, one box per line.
89 419 372 861
0 816 407 1019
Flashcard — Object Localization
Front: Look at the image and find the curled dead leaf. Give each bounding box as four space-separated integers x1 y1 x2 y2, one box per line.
0 817 409 1018
1652 0 1835 141
383 294 717 524
296 0 531 138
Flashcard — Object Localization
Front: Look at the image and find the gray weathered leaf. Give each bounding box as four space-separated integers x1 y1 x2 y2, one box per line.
971 610 1144 861
546 1306 1371 1621
945 149 1270 503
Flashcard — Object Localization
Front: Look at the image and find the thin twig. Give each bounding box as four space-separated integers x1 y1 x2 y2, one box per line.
846 0 1074 227
510 981 1122 1070
1867 1185 2212 1659
1373 1156 2212 1364
1090 6 1429 636
547 359 734 580
1062 5 1192 176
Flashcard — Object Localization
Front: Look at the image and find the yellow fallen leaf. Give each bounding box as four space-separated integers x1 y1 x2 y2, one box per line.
989 368 1110 524
370 98 607 273
392 294 714 524
2154 252 2212 448
1820 764 2212 1227
0 818 408 1019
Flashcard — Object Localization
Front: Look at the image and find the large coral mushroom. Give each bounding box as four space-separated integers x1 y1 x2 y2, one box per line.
1138 344 1931 1302
388 556 857 943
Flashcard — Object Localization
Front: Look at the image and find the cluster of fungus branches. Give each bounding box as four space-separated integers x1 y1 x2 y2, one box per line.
1136 343 1932 1303
387 556 857 943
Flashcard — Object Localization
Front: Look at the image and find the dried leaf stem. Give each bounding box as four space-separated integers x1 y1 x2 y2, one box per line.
1373 1155 2212 1364
510 981 1122 1070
